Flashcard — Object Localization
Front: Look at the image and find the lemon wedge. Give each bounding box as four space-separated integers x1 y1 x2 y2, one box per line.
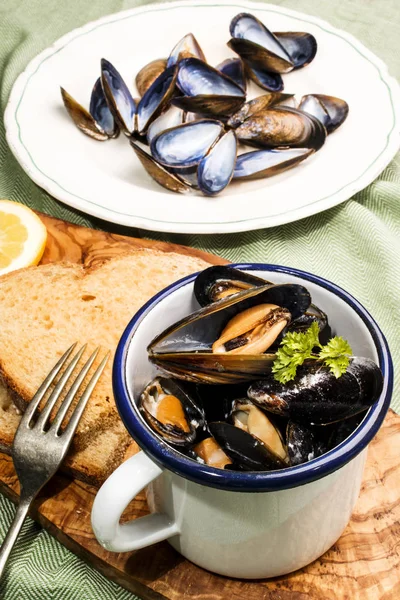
0 200 47 276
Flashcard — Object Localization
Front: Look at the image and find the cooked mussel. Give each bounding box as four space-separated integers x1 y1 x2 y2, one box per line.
228 93 295 128
194 265 271 306
235 106 326 150
148 283 311 384
248 357 383 425
139 376 205 445
208 421 287 470
231 400 288 463
193 437 232 468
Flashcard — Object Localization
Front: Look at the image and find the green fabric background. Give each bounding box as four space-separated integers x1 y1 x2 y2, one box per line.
0 0 399 597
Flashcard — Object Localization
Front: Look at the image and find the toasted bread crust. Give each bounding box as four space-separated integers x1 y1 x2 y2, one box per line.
0 248 209 485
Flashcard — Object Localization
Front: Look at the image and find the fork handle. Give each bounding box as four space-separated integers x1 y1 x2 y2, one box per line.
0 495 32 578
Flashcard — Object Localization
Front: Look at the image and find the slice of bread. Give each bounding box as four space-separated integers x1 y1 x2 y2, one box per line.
0 248 210 484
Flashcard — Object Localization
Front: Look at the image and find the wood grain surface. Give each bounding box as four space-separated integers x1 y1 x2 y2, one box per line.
0 213 399 599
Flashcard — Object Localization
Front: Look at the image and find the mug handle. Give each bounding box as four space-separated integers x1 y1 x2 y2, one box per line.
91 451 180 552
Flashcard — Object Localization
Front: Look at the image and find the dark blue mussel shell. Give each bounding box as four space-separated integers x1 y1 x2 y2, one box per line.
216 58 247 92
248 357 384 425
89 77 118 137
101 58 137 135
150 120 224 169
137 65 178 134
197 130 237 196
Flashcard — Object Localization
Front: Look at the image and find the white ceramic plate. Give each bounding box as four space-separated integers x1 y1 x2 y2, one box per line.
5 0 400 234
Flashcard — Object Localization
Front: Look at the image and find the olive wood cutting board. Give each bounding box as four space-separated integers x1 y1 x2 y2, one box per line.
0 212 399 600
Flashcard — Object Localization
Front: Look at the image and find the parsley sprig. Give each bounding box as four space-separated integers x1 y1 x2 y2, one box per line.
272 321 353 384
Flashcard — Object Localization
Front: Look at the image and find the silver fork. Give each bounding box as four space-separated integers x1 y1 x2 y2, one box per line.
0 343 110 578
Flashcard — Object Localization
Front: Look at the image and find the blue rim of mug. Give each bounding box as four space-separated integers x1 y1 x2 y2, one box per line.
113 264 393 492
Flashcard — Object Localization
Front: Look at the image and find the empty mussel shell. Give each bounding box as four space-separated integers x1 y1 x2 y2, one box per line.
130 141 190 194
248 357 383 425
150 119 224 168
274 32 317 69
136 65 178 135
136 58 168 96
147 106 185 144
228 93 295 128
139 376 205 445
233 147 313 181
216 58 246 92
167 33 206 68
246 64 284 92
228 13 294 74
299 94 349 133
60 87 110 141
209 422 287 470
101 58 137 135
89 78 119 138
197 130 237 196
235 106 326 150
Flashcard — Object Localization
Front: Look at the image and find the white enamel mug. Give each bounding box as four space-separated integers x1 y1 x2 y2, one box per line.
91 265 392 579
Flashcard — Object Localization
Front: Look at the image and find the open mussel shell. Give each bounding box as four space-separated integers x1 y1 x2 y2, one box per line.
60 87 109 141
299 94 349 133
228 13 294 74
231 400 288 462
136 66 178 135
150 119 224 168
248 357 384 425
89 78 119 138
130 141 190 194
139 377 205 446
167 33 206 68
136 58 168 96
197 130 237 196
246 64 284 92
101 58 137 136
172 94 245 118
235 106 326 150
148 283 311 383
274 32 317 69
209 422 287 471
194 265 272 306
147 106 185 144
177 58 245 97
216 58 246 92
233 147 313 181
228 93 295 128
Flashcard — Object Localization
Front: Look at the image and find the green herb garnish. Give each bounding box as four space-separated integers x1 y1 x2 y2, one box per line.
272 321 353 384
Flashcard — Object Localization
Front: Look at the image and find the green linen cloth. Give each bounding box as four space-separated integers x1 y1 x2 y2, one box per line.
0 0 399 597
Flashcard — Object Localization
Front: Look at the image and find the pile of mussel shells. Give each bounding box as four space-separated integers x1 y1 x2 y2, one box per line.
138 266 383 472
61 13 349 197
